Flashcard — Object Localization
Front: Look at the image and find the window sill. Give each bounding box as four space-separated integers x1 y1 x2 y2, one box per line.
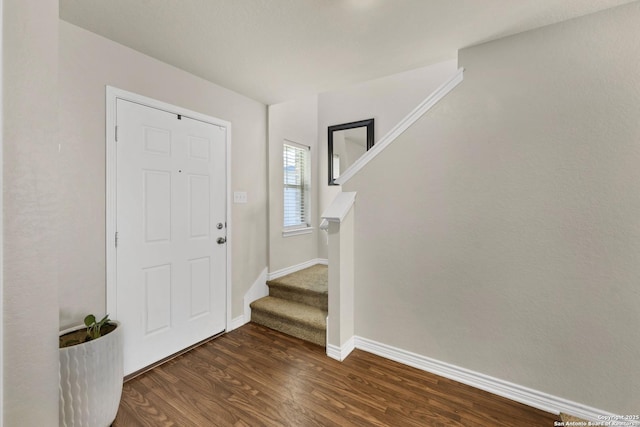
282 227 313 238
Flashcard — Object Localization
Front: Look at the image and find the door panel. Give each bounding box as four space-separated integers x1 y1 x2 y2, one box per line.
116 99 226 375
189 174 211 238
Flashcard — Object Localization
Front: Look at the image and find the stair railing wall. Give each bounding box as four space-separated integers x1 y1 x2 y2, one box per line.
334 67 464 186
323 69 464 362
321 192 357 361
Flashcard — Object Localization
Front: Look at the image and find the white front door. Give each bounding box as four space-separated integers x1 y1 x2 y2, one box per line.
116 99 227 375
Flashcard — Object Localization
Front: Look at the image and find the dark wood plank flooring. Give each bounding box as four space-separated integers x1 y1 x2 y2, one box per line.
114 323 560 426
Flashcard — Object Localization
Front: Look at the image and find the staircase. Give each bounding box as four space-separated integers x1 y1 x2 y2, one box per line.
250 264 327 346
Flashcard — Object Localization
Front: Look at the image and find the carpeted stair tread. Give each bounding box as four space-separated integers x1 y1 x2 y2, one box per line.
250 296 326 330
251 264 328 347
251 296 326 346
267 264 327 296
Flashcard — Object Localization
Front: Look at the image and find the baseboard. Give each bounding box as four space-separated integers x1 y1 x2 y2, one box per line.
267 258 328 280
327 337 355 362
354 336 636 424
326 344 342 361
228 315 248 332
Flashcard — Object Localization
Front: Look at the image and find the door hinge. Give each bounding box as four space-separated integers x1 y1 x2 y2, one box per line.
115 231 119 248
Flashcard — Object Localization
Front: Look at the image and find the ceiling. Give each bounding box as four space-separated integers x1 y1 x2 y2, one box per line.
59 0 635 105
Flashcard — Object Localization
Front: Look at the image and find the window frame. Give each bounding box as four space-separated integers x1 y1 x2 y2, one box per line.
282 139 312 237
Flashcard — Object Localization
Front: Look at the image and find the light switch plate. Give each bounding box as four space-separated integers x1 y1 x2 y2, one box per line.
234 191 248 204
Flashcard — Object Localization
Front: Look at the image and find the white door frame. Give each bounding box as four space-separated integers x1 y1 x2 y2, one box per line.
0 3 4 422
105 86 232 333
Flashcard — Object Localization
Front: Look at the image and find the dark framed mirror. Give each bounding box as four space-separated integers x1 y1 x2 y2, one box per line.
328 118 374 185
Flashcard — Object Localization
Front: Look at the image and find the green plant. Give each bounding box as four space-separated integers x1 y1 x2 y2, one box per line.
84 314 111 340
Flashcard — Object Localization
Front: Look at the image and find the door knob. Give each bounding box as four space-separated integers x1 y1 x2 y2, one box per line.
217 237 226 245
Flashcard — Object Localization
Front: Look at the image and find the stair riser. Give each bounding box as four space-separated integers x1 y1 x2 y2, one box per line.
267 286 328 311
251 311 325 347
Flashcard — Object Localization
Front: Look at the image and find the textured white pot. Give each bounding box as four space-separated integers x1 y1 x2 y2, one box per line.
59 321 123 427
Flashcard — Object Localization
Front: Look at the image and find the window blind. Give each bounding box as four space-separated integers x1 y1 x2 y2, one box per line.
283 142 310 228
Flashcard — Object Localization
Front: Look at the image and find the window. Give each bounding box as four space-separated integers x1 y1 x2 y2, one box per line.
283 141 311 233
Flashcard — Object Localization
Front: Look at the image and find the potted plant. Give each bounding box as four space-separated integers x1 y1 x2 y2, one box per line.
59 314 123 427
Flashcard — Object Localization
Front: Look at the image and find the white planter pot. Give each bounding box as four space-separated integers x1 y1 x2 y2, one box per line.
59 321 123 427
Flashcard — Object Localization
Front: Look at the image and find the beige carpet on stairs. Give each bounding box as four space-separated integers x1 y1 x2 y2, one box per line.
251 264 328 346
266 264 328 311
267 264 328 294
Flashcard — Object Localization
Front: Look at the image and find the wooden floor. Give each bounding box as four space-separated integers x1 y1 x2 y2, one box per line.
114 323 559 426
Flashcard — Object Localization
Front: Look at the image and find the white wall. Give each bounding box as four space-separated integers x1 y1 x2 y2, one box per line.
267 96 319 272
59 21 268 328
318 60 458 258
267 62 458 274
344 2 640 414
3 0 59 424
